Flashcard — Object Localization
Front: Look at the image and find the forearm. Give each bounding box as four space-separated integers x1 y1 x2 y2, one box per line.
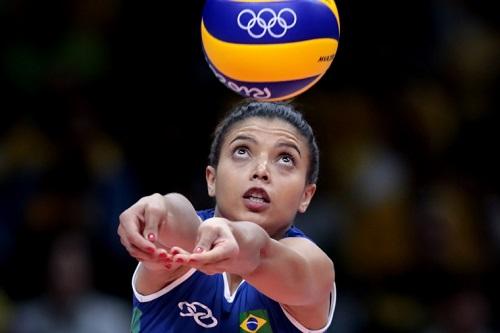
135 193 200 295
135 262 190 295
224 221 311 298
236 229 334 306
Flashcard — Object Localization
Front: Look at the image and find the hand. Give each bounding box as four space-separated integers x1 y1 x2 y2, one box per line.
172 218 261 276
117 193 171 265
171 217 239 275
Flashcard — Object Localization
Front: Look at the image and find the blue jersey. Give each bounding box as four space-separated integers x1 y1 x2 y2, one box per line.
130 209 336 332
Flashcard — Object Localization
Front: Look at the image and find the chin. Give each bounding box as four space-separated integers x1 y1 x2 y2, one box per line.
230 209 267 224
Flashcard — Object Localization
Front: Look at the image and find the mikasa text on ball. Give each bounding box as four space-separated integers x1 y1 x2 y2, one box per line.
201 0 340 101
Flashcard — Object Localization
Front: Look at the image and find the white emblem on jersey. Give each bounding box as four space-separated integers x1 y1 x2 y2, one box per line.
178 301 218 328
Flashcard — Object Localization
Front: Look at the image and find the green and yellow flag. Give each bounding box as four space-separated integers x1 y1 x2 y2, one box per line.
239 309 273 333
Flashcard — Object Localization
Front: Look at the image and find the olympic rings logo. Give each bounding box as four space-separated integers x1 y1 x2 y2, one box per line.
178 301 218 328
237 8 297 39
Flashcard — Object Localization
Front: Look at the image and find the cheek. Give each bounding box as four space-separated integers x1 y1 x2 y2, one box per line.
215 169 241 195
281 182 307 205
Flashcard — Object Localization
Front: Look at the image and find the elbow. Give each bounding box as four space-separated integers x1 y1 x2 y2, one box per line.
322 258 335 294
307 256 335 305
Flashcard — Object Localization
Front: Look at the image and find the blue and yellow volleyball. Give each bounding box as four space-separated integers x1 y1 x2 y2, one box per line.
201 0 340 101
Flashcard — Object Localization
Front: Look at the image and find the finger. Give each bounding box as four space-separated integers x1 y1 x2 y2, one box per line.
119 204 157 254
129 243 173 264
143 194 166 243
189 243 238 264
171 246 192 264
128 231 157 256
192 222 239 263
129 244 155 261
119 230 154 260
170 246 191 256
193 227 219 254
156 248 172 262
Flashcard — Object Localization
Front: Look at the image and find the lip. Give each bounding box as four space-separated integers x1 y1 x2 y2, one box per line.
243 187 271 212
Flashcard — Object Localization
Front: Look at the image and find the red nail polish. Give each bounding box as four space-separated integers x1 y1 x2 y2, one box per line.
147 247 155 254
165 264 172 269
171 249 179 255
175 258 184 263
159 253 167 259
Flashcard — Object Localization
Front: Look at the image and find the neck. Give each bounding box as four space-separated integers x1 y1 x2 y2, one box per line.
227 273 243 295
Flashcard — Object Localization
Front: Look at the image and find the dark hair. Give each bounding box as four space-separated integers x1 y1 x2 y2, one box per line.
208 100 319 184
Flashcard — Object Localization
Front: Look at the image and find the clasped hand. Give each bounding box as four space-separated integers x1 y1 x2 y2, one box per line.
118 194 259 276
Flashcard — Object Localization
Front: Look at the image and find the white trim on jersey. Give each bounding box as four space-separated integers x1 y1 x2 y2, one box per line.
222 272 245 303
132 263 197 302
279 282 337 333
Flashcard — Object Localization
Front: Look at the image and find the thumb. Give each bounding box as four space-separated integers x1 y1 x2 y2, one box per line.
143 203 164 243
193 227 218 253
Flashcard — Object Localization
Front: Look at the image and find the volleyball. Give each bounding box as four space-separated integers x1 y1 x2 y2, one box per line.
201 0 340 101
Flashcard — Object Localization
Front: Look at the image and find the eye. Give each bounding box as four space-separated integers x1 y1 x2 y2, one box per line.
233 146 250 158
278 153 296 166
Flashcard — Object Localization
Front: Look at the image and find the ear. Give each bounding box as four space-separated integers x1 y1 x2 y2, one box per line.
298 183 316 213
206 166 216 197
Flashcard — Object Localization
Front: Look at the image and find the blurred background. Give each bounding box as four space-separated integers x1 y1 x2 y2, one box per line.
0 0 499 332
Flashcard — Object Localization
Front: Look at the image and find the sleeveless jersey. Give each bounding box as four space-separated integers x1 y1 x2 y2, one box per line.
130 209 336 332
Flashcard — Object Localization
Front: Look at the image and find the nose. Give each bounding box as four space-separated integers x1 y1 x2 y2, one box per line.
252 159 270 182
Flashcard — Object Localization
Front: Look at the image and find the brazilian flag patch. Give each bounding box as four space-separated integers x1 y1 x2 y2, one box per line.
130 306 142 333
239 309 273 333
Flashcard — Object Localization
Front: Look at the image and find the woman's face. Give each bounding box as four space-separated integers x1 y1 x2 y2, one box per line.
206 117 316 238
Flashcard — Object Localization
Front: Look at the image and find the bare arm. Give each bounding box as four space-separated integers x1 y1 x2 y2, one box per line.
118 193 201 294
244 236 334 305
245 236 334 329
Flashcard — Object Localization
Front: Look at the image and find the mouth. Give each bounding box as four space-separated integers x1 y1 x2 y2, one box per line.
242 187 271 212
243 187 271 204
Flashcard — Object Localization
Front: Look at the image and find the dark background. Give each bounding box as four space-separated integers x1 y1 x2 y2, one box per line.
1 0 499 332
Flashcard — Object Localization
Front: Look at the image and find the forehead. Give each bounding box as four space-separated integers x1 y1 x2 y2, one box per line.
225 117 305 144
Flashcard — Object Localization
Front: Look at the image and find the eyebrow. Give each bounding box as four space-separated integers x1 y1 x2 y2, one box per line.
230 135 302 157
276 141 302 157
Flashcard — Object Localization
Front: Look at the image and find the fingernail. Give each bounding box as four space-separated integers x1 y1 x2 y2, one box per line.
189 258 197 263
147 247 155 254
159 252 167 259
147 233 156 242
165 264 172 269
175 258 184 263
171 249 179 255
